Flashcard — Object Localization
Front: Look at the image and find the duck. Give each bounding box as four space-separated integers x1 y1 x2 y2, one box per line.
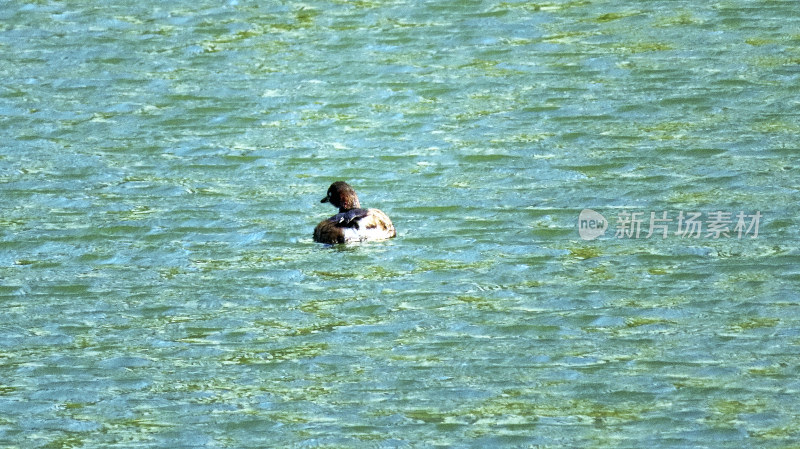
313 181 396 244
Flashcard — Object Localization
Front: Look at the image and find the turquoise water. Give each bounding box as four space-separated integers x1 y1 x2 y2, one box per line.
2 0 800 447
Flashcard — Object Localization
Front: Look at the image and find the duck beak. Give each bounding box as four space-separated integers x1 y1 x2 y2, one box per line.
321 196 329 203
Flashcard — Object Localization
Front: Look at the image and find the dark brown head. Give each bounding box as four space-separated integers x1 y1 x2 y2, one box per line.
321 181 361 212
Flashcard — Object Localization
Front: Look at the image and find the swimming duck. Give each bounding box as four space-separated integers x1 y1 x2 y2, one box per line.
313 181 396 244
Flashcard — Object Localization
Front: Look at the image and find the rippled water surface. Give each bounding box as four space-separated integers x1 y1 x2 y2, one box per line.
2 0 800 447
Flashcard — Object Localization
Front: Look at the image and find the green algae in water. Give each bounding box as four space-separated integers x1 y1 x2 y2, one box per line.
2 0 800 447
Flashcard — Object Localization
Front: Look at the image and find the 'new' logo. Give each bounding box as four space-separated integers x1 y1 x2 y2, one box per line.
578 209 607 240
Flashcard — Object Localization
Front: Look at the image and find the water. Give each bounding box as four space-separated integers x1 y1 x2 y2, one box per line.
2 0 799 447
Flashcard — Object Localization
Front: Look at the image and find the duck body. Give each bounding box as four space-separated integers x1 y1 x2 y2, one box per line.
313 181 396 244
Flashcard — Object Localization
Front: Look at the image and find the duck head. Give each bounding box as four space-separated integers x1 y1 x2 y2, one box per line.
321 181 361 212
